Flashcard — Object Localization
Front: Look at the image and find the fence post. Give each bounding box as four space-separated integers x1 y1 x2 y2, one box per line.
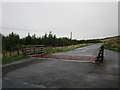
17 50 19 55
101 45 104 63
3 53 5 58
9 52 11 56
34 46 36 54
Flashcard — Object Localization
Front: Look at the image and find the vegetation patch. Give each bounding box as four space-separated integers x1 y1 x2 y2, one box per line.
45 43 92 54
2 44 92 64
104 46 120 52
2 54 27 64
101 36 120 52
2 32 119 64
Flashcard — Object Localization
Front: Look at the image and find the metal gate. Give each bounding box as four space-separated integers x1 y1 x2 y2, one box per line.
22 45 44 56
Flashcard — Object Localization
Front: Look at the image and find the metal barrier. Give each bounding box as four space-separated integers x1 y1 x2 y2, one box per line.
96 45 104 63
22 45 44 56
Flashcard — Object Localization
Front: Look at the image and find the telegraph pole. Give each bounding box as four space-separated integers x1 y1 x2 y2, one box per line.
70 32 72 40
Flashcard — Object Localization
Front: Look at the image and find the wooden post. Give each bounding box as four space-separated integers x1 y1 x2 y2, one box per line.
9 52 11 56
17 50 19 55
3 53 5 58
23 46 27 56
34 46 36 54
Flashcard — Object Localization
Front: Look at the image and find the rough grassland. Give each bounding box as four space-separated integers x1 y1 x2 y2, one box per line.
101 36 120 52
2 54 27 64
44 43 92 54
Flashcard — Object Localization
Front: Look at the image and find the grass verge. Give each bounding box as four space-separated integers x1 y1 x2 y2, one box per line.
104 46 120 52
44 43 92 54
2 54 27 64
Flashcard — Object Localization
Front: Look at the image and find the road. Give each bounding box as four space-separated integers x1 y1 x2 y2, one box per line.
2 44 119 88
53 43 103 56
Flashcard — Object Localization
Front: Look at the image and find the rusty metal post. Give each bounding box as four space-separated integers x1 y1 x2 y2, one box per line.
101 45 104 63
96 45 104 63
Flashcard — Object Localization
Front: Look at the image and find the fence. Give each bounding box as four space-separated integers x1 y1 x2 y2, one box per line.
96 45 104 63
2 50 22 58
22 45 45 56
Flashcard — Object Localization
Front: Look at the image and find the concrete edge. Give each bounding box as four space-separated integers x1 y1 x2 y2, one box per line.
2 58 40 76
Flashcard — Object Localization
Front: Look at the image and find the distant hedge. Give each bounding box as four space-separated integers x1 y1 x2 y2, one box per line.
1 32 101 52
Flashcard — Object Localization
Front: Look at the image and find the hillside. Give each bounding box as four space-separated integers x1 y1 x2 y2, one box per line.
101 36 120 52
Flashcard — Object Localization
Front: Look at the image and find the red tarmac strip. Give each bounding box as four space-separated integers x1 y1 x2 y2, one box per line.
32 54 97 62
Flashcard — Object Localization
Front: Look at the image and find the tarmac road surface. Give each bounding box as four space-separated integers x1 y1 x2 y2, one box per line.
53 43 103 56
2 44 119 88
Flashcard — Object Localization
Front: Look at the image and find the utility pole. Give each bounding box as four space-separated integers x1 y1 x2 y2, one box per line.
70 32 72 40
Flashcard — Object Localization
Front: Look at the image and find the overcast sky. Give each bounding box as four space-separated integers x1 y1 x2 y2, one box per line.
1 1 118 40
